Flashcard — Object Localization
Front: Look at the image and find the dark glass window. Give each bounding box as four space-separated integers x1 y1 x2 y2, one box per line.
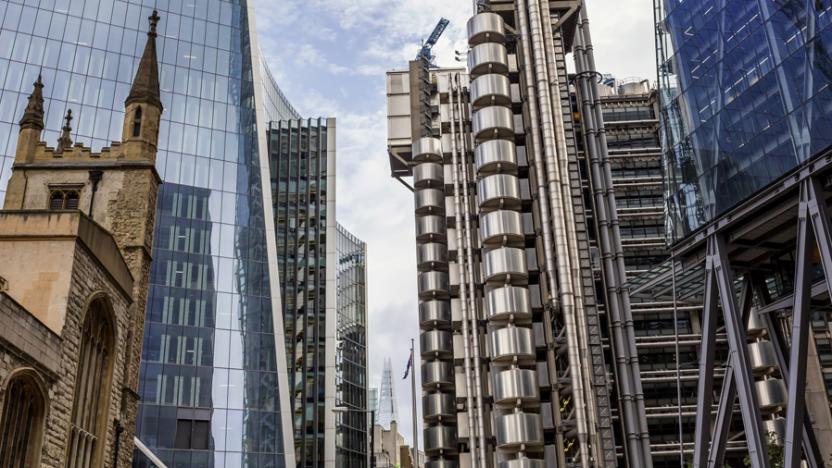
133 106 142 137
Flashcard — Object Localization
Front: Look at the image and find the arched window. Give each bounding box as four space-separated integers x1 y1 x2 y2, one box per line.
132 106 142 137
66 297 115 468
0 370 46 467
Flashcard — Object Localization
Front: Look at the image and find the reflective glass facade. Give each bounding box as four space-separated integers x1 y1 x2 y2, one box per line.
657 0 832 240
268 118 337 467
335 223 368 468
0 0 297 466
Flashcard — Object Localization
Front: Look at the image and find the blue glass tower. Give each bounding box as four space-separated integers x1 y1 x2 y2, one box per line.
656 0 832 240
0 0 297 466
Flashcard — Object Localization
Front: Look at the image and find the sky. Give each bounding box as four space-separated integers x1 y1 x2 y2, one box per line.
252 0 656 447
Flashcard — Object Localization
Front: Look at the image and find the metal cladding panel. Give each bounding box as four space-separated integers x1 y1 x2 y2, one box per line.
422 361 455 388
489 326 535 362
467 12 506 46
414 162 445 188
420 300 452 328
418 271 450 298
424 425 458 453
417 243 449 270
413 137 443 161
470 74 512 109
467 43 509 79
483 247 528 282
756 378 788 410
416 215 447 242
475 139 518 174
493 368 540 404
477 174 522 210
484 286 532 321
481 210 524 245
423 392 456 420
472 106 515 140
420 330 454 358
415 188 446 214
494 412 544 448
748 341 778 374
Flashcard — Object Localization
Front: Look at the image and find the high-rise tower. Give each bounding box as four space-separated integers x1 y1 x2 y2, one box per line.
0 1 298 466
377 358 400 430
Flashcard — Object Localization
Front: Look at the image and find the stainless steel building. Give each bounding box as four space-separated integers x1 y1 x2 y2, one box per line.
385 1 646 466
336 223 370 467
268 118 338 467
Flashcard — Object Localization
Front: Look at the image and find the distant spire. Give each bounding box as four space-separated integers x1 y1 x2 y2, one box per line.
19 75 45 130
56 109 73 152
378 358 399 430
125 10 162 110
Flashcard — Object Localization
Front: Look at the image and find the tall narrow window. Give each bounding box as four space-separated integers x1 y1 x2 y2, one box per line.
132 106 142 137
0 371 46 467
66 298 114 468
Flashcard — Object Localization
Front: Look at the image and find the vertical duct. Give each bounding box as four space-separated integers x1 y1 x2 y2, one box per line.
467 12 545 468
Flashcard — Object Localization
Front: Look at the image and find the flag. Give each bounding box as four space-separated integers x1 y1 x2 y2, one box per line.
402 349 413 380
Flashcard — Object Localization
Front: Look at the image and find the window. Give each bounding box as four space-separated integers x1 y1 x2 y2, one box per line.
48 188 81 210
132 106 142 137
0 370 46 467
174 419 210 450
66 297 115 468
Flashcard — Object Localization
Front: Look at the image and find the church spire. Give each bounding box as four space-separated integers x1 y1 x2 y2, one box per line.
19 75 44 130
56 109 73 153
125 10 162 111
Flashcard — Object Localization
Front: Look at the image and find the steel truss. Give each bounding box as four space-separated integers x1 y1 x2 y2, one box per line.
691 176 832 468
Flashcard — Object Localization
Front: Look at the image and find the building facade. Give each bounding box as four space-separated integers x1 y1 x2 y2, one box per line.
0 12 161 467
335 223 369 467
268 117 338 467
0 0 299 466
386 2 642 466
651 0 832 466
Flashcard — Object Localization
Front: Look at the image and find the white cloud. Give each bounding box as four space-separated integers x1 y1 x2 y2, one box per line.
254 0 655 448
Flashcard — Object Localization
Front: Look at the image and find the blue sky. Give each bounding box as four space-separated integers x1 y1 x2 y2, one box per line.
252 0 655 447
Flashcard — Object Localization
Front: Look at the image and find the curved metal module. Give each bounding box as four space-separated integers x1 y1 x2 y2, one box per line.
465 12 545 466
411 136 458 461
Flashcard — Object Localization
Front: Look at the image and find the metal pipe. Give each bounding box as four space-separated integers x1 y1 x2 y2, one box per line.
449 76 480 468
520 0 592 464
571 14 646 468
456 74 488 466
513 1 569 464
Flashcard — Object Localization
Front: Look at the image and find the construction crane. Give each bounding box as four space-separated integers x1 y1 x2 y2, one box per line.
416 18 450 67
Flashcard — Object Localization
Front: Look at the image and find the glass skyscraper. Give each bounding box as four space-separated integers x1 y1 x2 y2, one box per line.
0 0 298 466
656 0 832 240
268 117 337 467
335 223 368 468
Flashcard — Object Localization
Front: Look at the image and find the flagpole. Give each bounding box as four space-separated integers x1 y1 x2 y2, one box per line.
410 338 419 466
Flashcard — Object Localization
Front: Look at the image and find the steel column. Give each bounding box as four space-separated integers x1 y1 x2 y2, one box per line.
707 279 752 468
712 235 770 468
691 239 721 468
785 177 832 468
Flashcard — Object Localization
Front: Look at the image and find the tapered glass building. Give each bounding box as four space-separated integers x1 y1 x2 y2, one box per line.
0 0 298 466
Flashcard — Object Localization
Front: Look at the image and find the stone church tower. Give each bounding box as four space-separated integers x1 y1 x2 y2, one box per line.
0 11 163 468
